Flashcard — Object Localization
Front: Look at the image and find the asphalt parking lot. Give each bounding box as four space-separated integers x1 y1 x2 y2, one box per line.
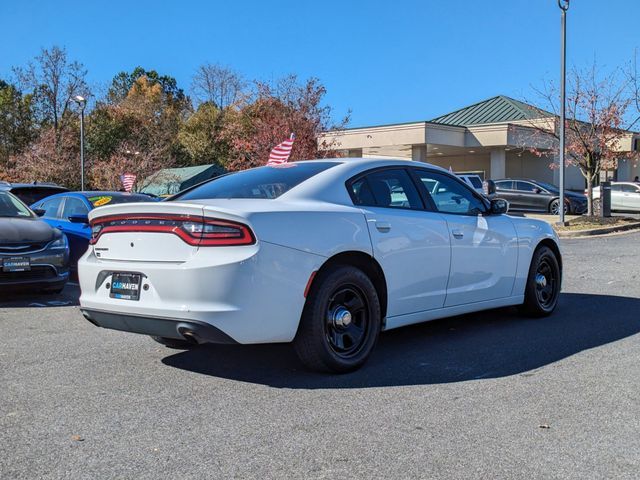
2 231 640 479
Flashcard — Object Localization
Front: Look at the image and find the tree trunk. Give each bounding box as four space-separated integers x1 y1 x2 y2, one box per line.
586 173 594 216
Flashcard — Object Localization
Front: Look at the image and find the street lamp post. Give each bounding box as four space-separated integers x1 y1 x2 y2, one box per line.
72 95 87 191
558 0 569 225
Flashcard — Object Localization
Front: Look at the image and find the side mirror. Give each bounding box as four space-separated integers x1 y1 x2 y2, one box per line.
33 208 46 217
534 187 542 194
68 214 89 224
490 198 509 215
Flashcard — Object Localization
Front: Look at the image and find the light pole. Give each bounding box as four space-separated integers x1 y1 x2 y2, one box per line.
558 0 569 224
72 95 87 191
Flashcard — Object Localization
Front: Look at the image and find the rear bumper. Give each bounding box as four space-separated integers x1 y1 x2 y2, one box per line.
78 241 324 344
81 308 238 344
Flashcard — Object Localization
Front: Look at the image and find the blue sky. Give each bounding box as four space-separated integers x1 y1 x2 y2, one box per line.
1 0 638 127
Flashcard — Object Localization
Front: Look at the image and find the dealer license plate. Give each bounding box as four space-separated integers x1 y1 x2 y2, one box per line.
110 273 142 301
2 257 31 272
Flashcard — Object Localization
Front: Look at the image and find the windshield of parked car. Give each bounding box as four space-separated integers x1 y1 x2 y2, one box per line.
0 192 34 218
172 162 340 200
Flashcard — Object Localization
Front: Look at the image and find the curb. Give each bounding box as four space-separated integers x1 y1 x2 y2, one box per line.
556 221 640 238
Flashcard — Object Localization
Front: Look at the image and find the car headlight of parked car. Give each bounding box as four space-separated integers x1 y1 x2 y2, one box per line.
48 232 69 250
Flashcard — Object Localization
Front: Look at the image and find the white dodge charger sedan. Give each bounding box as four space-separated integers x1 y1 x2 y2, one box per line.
79 159 562 373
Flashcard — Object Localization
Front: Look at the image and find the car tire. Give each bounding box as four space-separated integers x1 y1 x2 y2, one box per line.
150 336 196 349
549 198 568 215
520 245 561 317
293 264 381 373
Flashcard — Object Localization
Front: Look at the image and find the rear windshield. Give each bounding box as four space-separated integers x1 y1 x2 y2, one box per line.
173 162 340 200
10 187 67 205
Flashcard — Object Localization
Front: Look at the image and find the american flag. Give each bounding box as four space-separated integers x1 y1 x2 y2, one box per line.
267 133 295 165
120 173 137 192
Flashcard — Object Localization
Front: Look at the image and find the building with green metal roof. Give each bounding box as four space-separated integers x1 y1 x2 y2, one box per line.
320 95 639 190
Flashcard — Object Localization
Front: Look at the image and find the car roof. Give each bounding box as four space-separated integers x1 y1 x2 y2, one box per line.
0 182 68 190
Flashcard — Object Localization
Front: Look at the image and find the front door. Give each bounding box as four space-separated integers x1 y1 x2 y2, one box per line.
622 184 640 210
411 168 519 307
349 168 451 317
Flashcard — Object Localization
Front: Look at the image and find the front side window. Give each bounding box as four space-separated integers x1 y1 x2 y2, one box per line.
621 184 640 193
414 170 486 215
350 169 423 209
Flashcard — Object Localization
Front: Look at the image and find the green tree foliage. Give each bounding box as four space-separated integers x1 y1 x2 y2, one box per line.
0 80 35 168
177 102 230 168
3 50 349 189
108 67 185 104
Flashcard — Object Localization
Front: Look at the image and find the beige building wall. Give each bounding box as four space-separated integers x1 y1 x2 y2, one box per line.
506 152 554 184
423 154 491 178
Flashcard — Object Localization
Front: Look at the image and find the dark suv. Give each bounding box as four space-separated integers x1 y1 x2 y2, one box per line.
493 179 587 215
0 182 68 205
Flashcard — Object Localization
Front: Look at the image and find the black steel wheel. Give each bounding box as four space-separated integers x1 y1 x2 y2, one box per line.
325 285 369 359
294 264 381 373
521 245 561 317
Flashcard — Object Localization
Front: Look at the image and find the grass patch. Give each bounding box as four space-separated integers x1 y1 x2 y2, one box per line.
553 216 639 231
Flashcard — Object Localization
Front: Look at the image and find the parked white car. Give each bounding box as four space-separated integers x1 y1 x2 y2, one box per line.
79 159 562 373
592 182 640 212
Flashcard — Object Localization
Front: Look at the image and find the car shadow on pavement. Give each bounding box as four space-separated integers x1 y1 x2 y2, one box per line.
0 284 80 308
162 292 640 389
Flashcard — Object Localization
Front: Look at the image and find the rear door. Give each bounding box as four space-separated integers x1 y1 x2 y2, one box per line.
412 168 518 307
349 168 451 317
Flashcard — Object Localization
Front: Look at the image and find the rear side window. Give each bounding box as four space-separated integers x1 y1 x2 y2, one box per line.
40 197 63 218
62 197 89 218
173 162 340 200
350 169 423 209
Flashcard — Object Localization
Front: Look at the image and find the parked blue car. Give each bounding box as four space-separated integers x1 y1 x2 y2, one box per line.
31 191 157 270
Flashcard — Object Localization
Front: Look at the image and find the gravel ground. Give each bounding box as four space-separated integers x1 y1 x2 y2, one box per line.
1 231 639 479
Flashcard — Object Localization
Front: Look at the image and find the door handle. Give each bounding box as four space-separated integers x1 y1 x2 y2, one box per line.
451 229 464 239
375 221 391 233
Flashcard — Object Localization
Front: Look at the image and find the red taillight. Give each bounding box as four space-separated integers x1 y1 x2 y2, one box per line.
89 214 255 246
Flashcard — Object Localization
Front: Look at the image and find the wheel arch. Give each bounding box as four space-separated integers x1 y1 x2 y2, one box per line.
310 250 388 320
536 238 563 273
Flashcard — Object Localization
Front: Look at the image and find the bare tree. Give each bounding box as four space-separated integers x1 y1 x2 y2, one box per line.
523 63 640 215
14 46 89 135
191 63 246 109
